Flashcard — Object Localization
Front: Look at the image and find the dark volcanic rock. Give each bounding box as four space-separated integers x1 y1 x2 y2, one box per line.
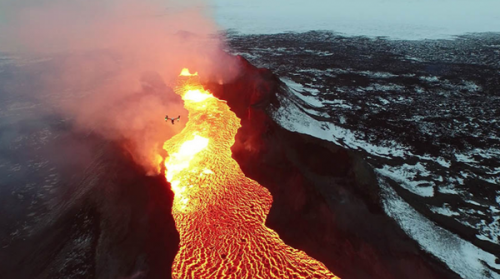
0 134 179 279
207 56 461 279
226 33 500 261
0 53 181 279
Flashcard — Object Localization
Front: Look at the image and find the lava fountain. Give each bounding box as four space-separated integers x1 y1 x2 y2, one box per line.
163 69 339 278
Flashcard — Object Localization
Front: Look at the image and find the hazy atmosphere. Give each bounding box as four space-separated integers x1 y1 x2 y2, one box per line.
0 0 239 173
212 0 500 39
1 0 499 279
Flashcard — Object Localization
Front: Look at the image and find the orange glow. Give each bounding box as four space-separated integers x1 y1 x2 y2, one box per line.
184 89 214 103
179 68 198 77
162 69 339 278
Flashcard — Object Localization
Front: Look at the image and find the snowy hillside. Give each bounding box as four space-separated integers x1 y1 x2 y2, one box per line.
227 31 500 279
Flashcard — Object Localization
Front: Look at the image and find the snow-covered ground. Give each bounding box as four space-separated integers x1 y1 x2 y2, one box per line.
273 81 500 279
213 0 500 40
228 32 500 278
380 177 500 279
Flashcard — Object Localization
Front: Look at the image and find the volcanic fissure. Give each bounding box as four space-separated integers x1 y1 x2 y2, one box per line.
161 69 339 278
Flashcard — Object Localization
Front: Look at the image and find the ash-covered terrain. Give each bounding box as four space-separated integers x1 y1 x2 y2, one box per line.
227 32 500 278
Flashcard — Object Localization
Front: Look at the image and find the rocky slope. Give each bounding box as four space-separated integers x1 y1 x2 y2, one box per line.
206 55 462 279
225 32 500 279
0 55 179 279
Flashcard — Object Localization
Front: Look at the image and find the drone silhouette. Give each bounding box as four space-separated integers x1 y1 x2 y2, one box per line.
165 115 180 124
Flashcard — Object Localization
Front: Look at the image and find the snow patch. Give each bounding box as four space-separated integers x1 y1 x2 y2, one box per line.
436 157 451 168
456 153 478 163
359 70 398 78
273 94 413 159
365 84 406 92
322 99 353 109
282 78 325 107
378 97 390 105
476 214 500 244
430 204 460 217
466 200 482 207
380 178 500 279
376 163 435 197
438 185 460 195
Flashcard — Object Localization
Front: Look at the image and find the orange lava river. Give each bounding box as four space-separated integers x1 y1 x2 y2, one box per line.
163 70 339 278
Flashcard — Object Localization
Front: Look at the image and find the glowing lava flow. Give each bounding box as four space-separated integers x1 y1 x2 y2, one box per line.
179 68 199 77
163 70 339 278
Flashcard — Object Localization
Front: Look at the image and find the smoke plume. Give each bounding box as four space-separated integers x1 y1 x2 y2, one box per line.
0 0 239 174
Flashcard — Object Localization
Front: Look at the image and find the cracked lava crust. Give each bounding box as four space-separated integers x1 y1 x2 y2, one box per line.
162 70 339 279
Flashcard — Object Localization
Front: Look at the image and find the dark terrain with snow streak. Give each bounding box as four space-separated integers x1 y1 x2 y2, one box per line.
227 32 500 279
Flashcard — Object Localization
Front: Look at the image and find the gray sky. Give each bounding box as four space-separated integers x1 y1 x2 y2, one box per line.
212 0 500 39
2 0 499 42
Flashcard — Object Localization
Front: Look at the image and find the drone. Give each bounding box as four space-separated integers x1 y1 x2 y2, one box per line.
165 115 181 124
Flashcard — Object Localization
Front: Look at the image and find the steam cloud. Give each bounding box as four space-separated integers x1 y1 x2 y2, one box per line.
0 0 239 174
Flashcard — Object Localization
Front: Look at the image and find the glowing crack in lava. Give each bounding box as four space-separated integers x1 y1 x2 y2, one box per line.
163 69 339 278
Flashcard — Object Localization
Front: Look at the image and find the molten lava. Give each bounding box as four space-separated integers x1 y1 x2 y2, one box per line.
163 69 339 278
179 68 199 77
